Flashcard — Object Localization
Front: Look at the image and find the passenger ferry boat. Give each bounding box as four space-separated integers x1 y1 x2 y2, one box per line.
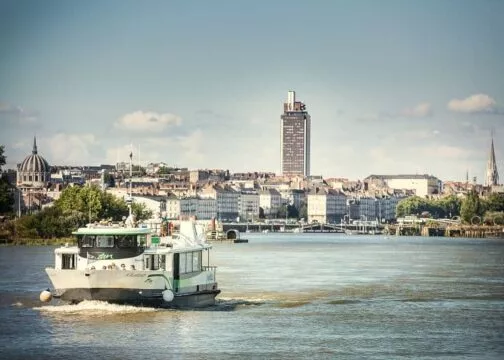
42 217 220 308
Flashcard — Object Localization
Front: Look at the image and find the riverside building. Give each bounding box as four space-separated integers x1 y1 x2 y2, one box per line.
280 91 311 177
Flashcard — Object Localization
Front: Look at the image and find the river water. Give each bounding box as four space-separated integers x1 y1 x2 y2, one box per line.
0 234 503 359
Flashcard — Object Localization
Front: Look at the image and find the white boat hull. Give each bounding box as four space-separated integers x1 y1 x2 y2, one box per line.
46 268 220 308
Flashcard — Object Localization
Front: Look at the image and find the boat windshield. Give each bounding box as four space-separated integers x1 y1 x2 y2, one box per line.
77 234 139 248
96 235 114 248
117 235 137 248
77 234 145 259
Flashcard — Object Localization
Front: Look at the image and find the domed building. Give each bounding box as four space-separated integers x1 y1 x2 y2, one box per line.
17 137 51 189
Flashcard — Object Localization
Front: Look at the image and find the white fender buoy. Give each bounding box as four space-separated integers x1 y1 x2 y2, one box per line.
162 290 174 302
40 289 53 303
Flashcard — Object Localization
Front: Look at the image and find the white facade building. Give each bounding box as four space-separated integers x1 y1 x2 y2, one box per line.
131 196 166 217
259 189 282 218
307 188 346 223
239 190 260 221
165 196 181 219
199 185 239 221
365 175 441 197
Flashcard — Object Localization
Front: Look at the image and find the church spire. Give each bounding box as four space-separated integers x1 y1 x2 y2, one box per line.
32 136 38 155
485 135 499 186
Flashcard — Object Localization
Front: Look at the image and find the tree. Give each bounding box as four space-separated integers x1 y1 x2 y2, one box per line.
460 191 483 224
299 201 307 221
0 145 14 214
55 185 102 223
0 145 5 169
287 204 299 219
396 196 431 218
276 204 288 219
104 173 115 187
483 211 504 225
131 202 153 221
483 193 504 213
54 184 151 224
436 195 462 218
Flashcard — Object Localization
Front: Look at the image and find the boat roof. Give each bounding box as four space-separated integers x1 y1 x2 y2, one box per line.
72 227 152 236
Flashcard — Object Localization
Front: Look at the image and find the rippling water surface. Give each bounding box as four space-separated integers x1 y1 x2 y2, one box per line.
1 234 503 359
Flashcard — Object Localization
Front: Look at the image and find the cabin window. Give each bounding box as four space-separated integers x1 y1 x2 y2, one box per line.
178 251 202 274
138 235 146 247
185 253 193 273
179 253 186 273
96 235 114 248
159 255 166 270
192 251 202 272
117 235 136 248
145 254 164 270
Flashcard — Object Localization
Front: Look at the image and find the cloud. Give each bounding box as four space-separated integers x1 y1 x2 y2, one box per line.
419 145 472 159
114 111 182 132
0 102 38 123
400 102 432 118
447 94 497 114
176 129 206 165
46 133 99 165
357 102 433 121
103 130 207 168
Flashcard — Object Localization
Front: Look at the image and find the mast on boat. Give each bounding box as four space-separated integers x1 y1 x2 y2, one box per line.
124 144 134 227
129 145 133 217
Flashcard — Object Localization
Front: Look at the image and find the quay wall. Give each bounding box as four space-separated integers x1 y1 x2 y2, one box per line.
386 224 504 238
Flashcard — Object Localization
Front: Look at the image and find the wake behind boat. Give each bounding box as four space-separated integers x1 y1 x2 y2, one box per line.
41 217 220 308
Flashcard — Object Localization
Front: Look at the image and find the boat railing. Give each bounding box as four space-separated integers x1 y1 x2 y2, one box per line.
202 265 217 278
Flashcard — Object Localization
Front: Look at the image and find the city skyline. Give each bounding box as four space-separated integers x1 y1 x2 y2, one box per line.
1 0 504 182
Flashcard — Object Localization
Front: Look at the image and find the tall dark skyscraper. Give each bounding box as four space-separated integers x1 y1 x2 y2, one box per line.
280 91 311 177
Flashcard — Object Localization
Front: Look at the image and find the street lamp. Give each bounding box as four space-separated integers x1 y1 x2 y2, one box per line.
28 189 32 215
17 188 21 218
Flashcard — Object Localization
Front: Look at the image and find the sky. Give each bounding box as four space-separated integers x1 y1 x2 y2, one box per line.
1 0 504 182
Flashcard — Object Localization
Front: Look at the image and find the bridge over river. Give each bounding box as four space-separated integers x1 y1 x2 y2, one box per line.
221 222 385 234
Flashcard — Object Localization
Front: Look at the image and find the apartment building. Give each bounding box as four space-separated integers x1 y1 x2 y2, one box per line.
365 174 441 197
239 190 260 221
307 188 346 223
259 189 282 218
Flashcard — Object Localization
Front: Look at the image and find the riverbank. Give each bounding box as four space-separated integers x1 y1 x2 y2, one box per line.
385 224 504 238
0 237 76 246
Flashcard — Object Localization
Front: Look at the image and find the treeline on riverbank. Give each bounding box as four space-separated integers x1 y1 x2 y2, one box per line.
0 184 152 245
396 192 504 225
0 237 76 246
